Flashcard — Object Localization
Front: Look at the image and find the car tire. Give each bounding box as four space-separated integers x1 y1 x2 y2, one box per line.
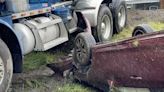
0 39 13 92
110 0 127 33
73 32 96 69
93 5 113 42
132 24 154 37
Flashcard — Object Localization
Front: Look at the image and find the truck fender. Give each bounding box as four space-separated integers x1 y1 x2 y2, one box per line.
76 12 92 34
74 0 104 27
0 19 23 73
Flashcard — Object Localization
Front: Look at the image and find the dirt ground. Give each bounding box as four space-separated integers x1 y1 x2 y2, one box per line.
127 9 164 27
8 9 164 92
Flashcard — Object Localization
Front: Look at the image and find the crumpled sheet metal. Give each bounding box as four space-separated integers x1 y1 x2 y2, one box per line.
86 31 164 88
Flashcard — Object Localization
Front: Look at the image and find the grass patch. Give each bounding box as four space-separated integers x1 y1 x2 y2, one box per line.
112 27 133 42
25 79 44 88
53 82 96 92
112 22 164 42
24 51 65 72
18 77 97 92
148 22 164 31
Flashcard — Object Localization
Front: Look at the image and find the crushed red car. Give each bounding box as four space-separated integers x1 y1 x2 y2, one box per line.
72 23 164 92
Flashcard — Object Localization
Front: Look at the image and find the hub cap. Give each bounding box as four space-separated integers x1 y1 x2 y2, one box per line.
75 37 87 65
118 5 126 28
101 15 111 40
0 57 4 85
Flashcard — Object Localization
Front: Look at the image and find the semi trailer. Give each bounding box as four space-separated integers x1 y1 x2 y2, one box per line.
0 0 127 91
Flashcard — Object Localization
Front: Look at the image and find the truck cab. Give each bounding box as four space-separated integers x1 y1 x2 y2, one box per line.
0 0 77 91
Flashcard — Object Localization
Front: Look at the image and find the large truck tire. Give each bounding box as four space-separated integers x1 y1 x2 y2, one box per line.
73 32 96 70
110 0 127 33
0 39 13 92
93 5 113 42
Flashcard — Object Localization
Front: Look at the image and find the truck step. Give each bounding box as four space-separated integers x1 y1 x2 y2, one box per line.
40 37 68 51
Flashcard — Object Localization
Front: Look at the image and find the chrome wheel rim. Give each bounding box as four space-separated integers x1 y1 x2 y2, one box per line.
0 57 4 85
118 5 126 28
101 15 111 40
75 37 87 65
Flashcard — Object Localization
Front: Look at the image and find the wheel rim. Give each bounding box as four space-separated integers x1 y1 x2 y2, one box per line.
75 37 87 65
101 15 111 40
0 57 4 85
118 5 126 28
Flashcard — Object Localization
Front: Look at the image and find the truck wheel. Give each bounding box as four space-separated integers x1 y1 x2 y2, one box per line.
73 32 96 68
93 5 113 42
0 39 13 92
132 24 154 37
110 0 127 33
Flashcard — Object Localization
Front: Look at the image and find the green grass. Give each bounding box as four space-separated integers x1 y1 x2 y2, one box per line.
53 82 96 92
24 51 65 72
148 22 164 31
18 76 96 92
112 27 133 42
112 22 164 42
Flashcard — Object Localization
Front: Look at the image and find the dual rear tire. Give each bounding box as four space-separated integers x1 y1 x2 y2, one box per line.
93 0 127 42
93 5 113 42
111 0 127 33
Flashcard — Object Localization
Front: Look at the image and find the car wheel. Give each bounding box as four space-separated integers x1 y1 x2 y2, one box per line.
73 32 96 69
132 24 154 37
0 39 13 92
93 5 113 42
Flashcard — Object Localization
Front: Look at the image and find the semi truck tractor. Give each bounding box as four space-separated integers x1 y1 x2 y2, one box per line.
0 0 78 91
0 0 127 91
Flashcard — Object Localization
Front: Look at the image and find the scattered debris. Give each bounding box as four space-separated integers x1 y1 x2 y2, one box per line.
47 57 73 77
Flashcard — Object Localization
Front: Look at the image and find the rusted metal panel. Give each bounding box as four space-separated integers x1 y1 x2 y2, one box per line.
88 31 164 88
